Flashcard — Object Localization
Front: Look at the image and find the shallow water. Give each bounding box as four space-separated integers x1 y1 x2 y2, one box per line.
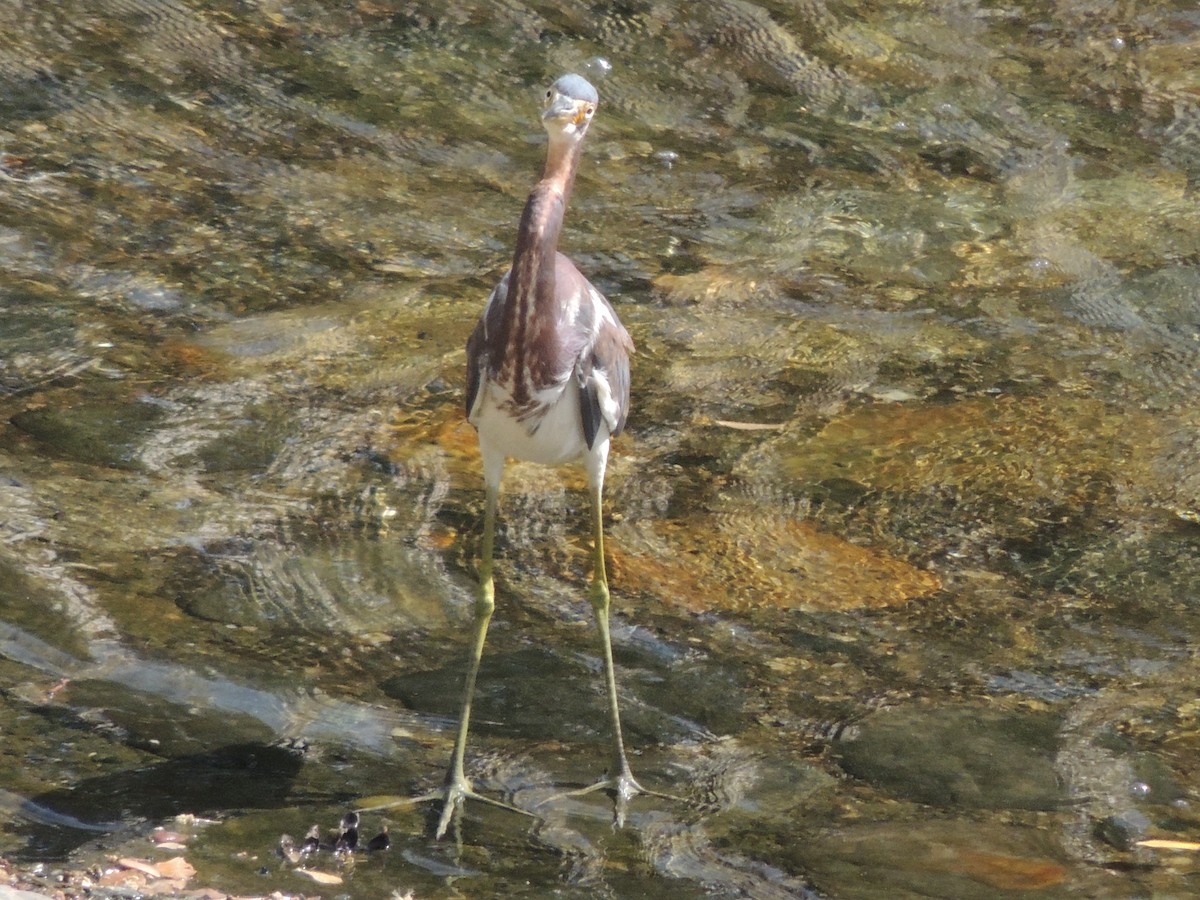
3 0 1200 896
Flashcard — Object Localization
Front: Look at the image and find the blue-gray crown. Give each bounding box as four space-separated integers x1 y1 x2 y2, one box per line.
551 73 599 105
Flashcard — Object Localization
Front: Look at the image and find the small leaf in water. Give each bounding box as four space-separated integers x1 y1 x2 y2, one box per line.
711 418 785 431
154 857 196 880
116 858 162 877
952 850 1067 890
1136 839 1200 851
300 869 344 885
98 868 147 889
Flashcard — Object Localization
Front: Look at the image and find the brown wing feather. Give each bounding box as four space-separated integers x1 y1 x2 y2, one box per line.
578 291 634 449
593 312 634 436
466 274 509 418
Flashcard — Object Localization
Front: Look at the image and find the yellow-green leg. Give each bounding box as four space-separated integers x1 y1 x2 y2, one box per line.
588 483 640 805
434 484 497 837
540 481 669 826
434 484 536 838
358 483 532 837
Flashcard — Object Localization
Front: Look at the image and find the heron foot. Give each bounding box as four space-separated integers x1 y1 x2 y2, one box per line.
537 769 684 828
433 776 539 839
355 779 537 839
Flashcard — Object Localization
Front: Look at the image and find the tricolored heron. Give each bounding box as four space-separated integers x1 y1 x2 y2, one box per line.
437 73 644 838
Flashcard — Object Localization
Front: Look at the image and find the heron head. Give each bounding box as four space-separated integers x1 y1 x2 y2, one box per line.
542 73 599 138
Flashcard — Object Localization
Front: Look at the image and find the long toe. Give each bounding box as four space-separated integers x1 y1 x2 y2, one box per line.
434 778 470 839
436 779 540 839
537 770 686 828
355 782 538 840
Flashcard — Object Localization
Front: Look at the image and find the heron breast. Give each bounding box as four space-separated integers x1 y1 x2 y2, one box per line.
470 377 600 466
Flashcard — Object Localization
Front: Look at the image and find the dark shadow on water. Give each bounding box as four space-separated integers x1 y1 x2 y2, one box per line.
16 742 305 860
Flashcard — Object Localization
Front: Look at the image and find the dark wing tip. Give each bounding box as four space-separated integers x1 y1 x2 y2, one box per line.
578 319 632 448
579 369 602 449
465 319 487 418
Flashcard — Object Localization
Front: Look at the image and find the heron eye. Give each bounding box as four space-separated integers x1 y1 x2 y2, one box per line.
584 105 595 118
545 89 553 101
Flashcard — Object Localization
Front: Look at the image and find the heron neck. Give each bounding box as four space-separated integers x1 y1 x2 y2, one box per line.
509 135 582 306
542 135 582 207
492 136 583 399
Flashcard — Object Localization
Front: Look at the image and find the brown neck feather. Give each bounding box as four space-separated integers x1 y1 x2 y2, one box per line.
493 134 584 402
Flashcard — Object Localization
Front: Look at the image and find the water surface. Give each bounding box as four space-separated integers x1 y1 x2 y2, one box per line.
2 0 1200 896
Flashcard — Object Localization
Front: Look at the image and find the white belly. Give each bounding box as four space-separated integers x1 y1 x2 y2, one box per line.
471 378 598 467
